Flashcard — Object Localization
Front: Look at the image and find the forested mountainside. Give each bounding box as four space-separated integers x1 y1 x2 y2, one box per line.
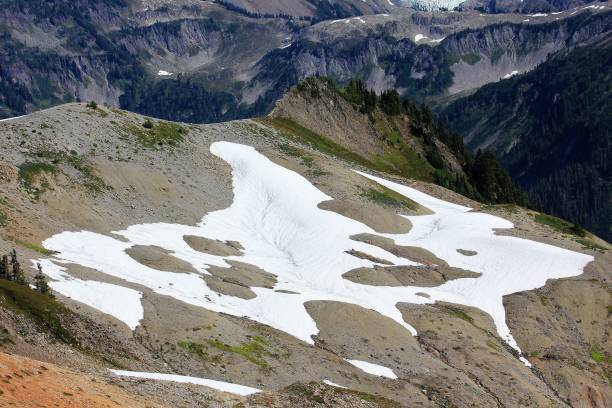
0 0 610 123
270 77 527 205
441 34 611 240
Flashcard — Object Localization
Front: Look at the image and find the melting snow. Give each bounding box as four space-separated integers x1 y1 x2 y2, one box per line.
36 259 143 330
354 170 592 354
0 115 26 122
323 379 347 388
109 370 260 396
39 142 593 366
414 34 428 42
503 70 519 79
346 359 397 379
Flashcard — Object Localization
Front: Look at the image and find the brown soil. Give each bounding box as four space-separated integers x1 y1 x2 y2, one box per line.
126 245 198 273
342 264 480 287
0 352 168 408
202 275 257 299
207 260 277 289
319 199 412 234
184 235 244 257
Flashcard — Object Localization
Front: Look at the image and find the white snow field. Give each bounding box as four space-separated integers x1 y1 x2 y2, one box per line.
34 259 143 330
38 141 593 365
109 370 260 396
346 359 398 379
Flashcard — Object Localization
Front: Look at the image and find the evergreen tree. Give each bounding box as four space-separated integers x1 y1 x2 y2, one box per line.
34 263 51 295
0 254 7 280
379 89 402 115
9 249 26 285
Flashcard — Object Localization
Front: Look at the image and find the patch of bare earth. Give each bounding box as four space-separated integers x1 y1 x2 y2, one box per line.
0 352 168 408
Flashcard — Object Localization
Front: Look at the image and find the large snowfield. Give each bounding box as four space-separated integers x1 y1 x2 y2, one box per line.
37 141 593 369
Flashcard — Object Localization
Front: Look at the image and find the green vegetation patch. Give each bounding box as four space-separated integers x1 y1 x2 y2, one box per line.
371 147 434 182
483 204 520 214
278 144 314 167
264 117 434 182
15 240 56 256
0 279 77 346
30 150 112 195
440 305 474 324
0 210 6 227
262 117 373 169
371 117 435 181
360 186 418 211
178 340 208 360
18 162 56 187
576 238 608 252
18 162 57 200
487 339 500 351
590 348 604 363
129 121 187 148
534 213 586 237
207 335 282 370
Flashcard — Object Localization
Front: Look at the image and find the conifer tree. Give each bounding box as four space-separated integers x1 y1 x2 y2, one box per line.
9 249 26 285
0 254 7 279
34 263 50 295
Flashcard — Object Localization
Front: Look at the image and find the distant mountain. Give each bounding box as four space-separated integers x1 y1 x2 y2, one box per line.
459 0 603 13
1 0 609 123
441 34 612 240
213 0 396 18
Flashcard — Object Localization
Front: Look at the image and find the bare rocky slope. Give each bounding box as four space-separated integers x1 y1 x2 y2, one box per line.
0 97 609 407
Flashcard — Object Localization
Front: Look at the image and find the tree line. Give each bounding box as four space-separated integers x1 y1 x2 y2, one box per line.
0 249 51 296
337 79 527 206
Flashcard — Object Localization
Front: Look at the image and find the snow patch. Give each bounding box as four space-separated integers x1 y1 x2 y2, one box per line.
503 70 519 79
0 115 25 122
36 259 143 330
157 70 173 76
109 370 260 396
346 359 397 379
323 379 347 388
